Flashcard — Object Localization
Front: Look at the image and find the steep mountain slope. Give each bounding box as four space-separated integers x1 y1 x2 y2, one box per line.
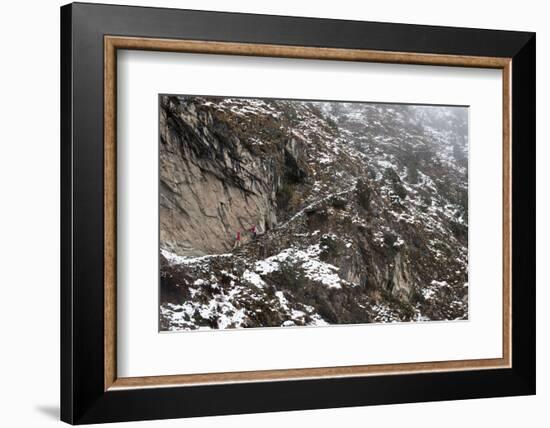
159 95 468 331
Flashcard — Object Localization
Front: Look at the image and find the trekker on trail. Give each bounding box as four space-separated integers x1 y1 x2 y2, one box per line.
249 224 257 240
233 231 242 250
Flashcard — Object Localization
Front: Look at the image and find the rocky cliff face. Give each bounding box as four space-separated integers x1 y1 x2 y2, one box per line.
161 96 278 256
159 95 468 330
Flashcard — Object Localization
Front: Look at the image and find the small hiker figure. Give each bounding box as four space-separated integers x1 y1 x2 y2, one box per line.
233 231 242 250
249 224 257 240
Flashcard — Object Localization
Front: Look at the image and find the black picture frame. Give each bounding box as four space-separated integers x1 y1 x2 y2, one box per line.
61 2 535 424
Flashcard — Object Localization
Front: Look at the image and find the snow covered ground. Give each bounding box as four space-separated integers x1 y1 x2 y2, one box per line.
160 96 469 331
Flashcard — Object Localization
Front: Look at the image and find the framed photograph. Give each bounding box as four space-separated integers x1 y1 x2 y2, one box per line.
61 2 535 424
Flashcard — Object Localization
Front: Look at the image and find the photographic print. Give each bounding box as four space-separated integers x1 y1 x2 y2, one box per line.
159 95 468 331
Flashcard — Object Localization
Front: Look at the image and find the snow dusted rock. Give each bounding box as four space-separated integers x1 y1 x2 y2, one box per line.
159 96 469 330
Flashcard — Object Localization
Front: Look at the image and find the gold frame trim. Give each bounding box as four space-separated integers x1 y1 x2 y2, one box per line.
104 36 512 391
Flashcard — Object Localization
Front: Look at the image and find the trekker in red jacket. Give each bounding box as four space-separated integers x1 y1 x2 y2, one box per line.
233 231 242 249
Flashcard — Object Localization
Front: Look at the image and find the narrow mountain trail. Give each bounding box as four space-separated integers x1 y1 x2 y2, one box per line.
277 180 358 231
